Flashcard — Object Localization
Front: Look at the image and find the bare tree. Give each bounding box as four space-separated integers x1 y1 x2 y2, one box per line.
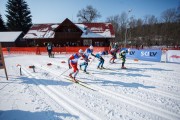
161 8 177 23
77 5 101 23
176 4 180 22
106 15 121 42
144 15 158 25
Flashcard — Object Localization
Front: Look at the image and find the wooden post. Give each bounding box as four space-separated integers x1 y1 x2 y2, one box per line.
0 43 8 80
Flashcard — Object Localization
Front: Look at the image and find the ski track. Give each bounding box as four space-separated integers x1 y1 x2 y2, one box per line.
32 64 150 120
96 66 180 88
91 67 180 94
50 61 180 101
51 60 180 90
108 60 180 82
86 69 180 115
34 63 180 120
90 70 180 99
33 64 156 120
21 66 102 120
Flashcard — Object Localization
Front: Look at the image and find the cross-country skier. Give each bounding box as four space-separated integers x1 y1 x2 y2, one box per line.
92 51 105 69
84 45 95 57
68 49 84 82
119 50 127 69
109 47 119 63
79 45 95 73
79 53 90 73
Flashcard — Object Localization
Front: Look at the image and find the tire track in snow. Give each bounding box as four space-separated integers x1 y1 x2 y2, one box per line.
21 66 101 120
35 63 180 120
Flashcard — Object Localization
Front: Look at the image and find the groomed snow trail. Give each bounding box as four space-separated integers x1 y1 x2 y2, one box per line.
0 54 180 120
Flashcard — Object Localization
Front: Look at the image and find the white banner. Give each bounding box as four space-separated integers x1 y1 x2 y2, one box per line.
167 50 180 63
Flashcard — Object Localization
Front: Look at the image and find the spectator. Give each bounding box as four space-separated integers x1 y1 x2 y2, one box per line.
47 43 53 58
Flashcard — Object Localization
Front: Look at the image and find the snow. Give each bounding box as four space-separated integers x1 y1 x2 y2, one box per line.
0 54 180 120
24 22 115 39
24 30 55 39
0 32 22 42
76 24 114 38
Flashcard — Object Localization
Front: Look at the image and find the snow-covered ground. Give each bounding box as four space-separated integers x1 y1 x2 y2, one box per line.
0 54 180 120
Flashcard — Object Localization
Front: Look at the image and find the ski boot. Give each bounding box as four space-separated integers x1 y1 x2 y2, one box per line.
72 77 78 83
101 66 105 69
69 73 73 79
121 66 127 69
83 70 89 74
79 65 82 70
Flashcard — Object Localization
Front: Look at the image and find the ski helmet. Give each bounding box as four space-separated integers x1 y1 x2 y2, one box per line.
89 45 93 49
121 50 125 53
78 49 84 54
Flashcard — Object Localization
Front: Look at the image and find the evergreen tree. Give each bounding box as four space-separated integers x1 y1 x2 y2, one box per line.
5 0 32 33
0 14 7 31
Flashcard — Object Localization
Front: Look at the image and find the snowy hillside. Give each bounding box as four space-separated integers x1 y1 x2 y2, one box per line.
0 54 180 120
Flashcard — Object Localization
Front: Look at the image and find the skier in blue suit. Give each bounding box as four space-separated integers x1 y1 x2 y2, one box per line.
92 51 105 69
79 45 95 73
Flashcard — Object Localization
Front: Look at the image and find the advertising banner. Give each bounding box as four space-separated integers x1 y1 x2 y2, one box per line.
120 48 162 62
167 50 180 63
126 49 139 59
137 50 162 62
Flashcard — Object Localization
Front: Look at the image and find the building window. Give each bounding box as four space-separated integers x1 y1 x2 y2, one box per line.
95 42 99 46
100 42 104 46
83 39 92 46
95 41 104 46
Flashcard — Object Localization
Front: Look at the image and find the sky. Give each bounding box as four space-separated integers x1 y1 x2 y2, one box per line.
0 0 180 24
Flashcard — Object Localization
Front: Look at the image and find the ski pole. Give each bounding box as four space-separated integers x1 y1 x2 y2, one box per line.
89 57 95 65
59 68 69 76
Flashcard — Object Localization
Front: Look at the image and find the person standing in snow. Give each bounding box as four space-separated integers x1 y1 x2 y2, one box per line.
119 49 129 69
68 49 84 82
47 43 53 58
79 45 95 73
92 51 105 69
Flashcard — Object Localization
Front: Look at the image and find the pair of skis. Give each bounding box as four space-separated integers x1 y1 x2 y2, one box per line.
62 75 96 91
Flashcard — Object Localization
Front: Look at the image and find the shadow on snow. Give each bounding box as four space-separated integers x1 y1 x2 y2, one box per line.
91 70 151 77
94 79 155 89
0 110 79 120
19 76 72 86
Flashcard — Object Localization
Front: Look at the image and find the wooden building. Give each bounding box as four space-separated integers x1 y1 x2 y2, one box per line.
0 32 24 47
23 18 115 47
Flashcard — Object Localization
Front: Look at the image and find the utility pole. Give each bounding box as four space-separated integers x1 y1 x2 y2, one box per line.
124 9 132 48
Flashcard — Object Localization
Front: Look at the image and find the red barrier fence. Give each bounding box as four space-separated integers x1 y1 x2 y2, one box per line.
2 47 110 54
